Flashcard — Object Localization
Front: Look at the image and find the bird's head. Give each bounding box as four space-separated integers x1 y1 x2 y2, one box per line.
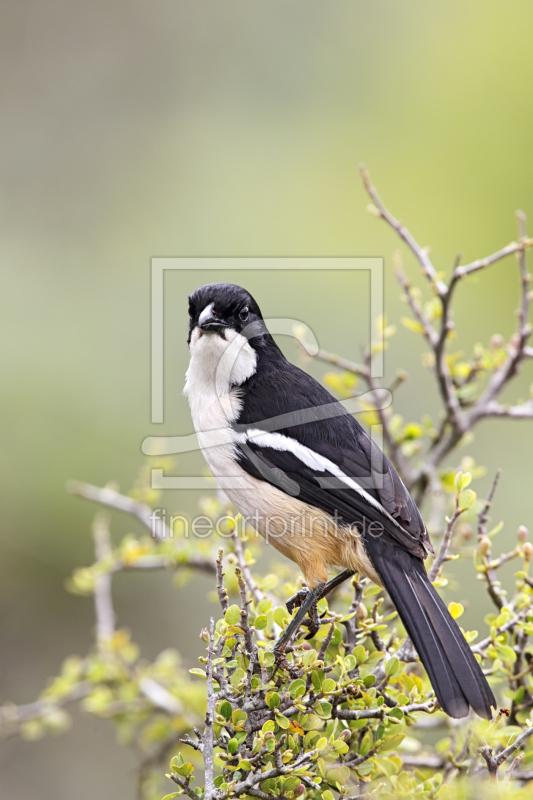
187 283 266 347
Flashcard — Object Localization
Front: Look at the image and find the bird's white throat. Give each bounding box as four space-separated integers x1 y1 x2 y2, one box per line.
184 326 257 429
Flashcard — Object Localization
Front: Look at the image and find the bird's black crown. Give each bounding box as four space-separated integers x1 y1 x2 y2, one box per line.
187 283 265 342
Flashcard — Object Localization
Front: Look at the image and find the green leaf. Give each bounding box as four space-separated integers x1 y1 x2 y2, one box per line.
225 605 241 626
189 668 206 679
275 714 290 729
496 644 517 664
459 489 477 511
230 668 246 687
218 701 233 720
231 709 248 728
257 598 272 614
353 645 366 663
228 738 239 754
273 606 289 628
321 678 336 694
289 679 306 698
262 720 276 734
237 760 252 771
326 766 351 786
266 691 281 709
380 733 406 752
254 614 268 630
385 656 399 677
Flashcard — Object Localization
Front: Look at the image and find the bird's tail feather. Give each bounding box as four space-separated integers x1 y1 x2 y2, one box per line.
365 540 495 719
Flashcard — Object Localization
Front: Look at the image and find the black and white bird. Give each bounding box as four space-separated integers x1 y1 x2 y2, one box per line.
184 282 496 720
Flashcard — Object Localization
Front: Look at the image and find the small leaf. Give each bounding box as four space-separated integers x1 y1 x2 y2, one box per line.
459 489 477 511
448 602 464 620
273 606 289 628
254 614 268 630
496 644 517 664
401 317 423 334
385 657 399 678
225 605 241 626
218 701 233 720
380 733 406 752
266 691 281 709
189 668 206 679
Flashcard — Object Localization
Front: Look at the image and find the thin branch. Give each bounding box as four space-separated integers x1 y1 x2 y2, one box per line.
216 548 229 612
360 164 448 295
454 238 532 279
92 513 115 644
477 471 505 610
334 699 436 721
428 497 462 582
68 481 170 540
204 618 216 800
233 531 264 604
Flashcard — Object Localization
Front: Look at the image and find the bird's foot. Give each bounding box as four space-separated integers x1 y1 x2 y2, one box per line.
286 587 310 614
302 601 321 640
285 587 322 641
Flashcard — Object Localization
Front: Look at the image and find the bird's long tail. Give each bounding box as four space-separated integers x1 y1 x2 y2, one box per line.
365 539 496 719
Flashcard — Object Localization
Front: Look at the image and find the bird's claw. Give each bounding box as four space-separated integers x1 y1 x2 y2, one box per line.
286 588 310 614
285 587 321 640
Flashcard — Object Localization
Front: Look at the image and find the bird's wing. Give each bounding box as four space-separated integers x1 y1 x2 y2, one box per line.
233 422 432 560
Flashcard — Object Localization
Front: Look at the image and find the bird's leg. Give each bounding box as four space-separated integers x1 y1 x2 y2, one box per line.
281 569 357 646
274 582 325 660
286 588 310 615
321 569 356 599
285 569 355 614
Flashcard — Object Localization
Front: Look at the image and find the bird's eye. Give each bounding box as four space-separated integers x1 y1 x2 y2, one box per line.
188 304 194 318
239 306 249 322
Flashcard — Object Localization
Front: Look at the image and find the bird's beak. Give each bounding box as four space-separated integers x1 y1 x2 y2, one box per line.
199 317 228 334
198 303 228 334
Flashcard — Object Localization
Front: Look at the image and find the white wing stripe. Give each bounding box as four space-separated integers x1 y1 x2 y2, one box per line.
238 427 407 533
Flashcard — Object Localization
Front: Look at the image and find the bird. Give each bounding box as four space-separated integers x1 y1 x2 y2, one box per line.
184 281 496 720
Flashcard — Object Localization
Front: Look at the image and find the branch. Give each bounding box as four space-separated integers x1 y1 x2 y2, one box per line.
428 496 463 582
68 481 170 540
92 513 115 644
233 530 264 604
477 471 505 610
204 618 216 800
360 164 448 295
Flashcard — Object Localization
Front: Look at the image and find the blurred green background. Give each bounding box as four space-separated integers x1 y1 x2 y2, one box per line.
1 0 533 796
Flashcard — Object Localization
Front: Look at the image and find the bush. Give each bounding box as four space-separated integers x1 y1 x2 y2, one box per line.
2 169 533 799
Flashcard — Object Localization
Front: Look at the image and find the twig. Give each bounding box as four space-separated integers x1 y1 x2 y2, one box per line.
233 531 264 604
334 698 436 721
360 165 447 295
235 567 255 654
204 618 216 800
477 471 505 610
216 548 229 612
428 497 463 582
68 481 170 540
92 514 115 645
